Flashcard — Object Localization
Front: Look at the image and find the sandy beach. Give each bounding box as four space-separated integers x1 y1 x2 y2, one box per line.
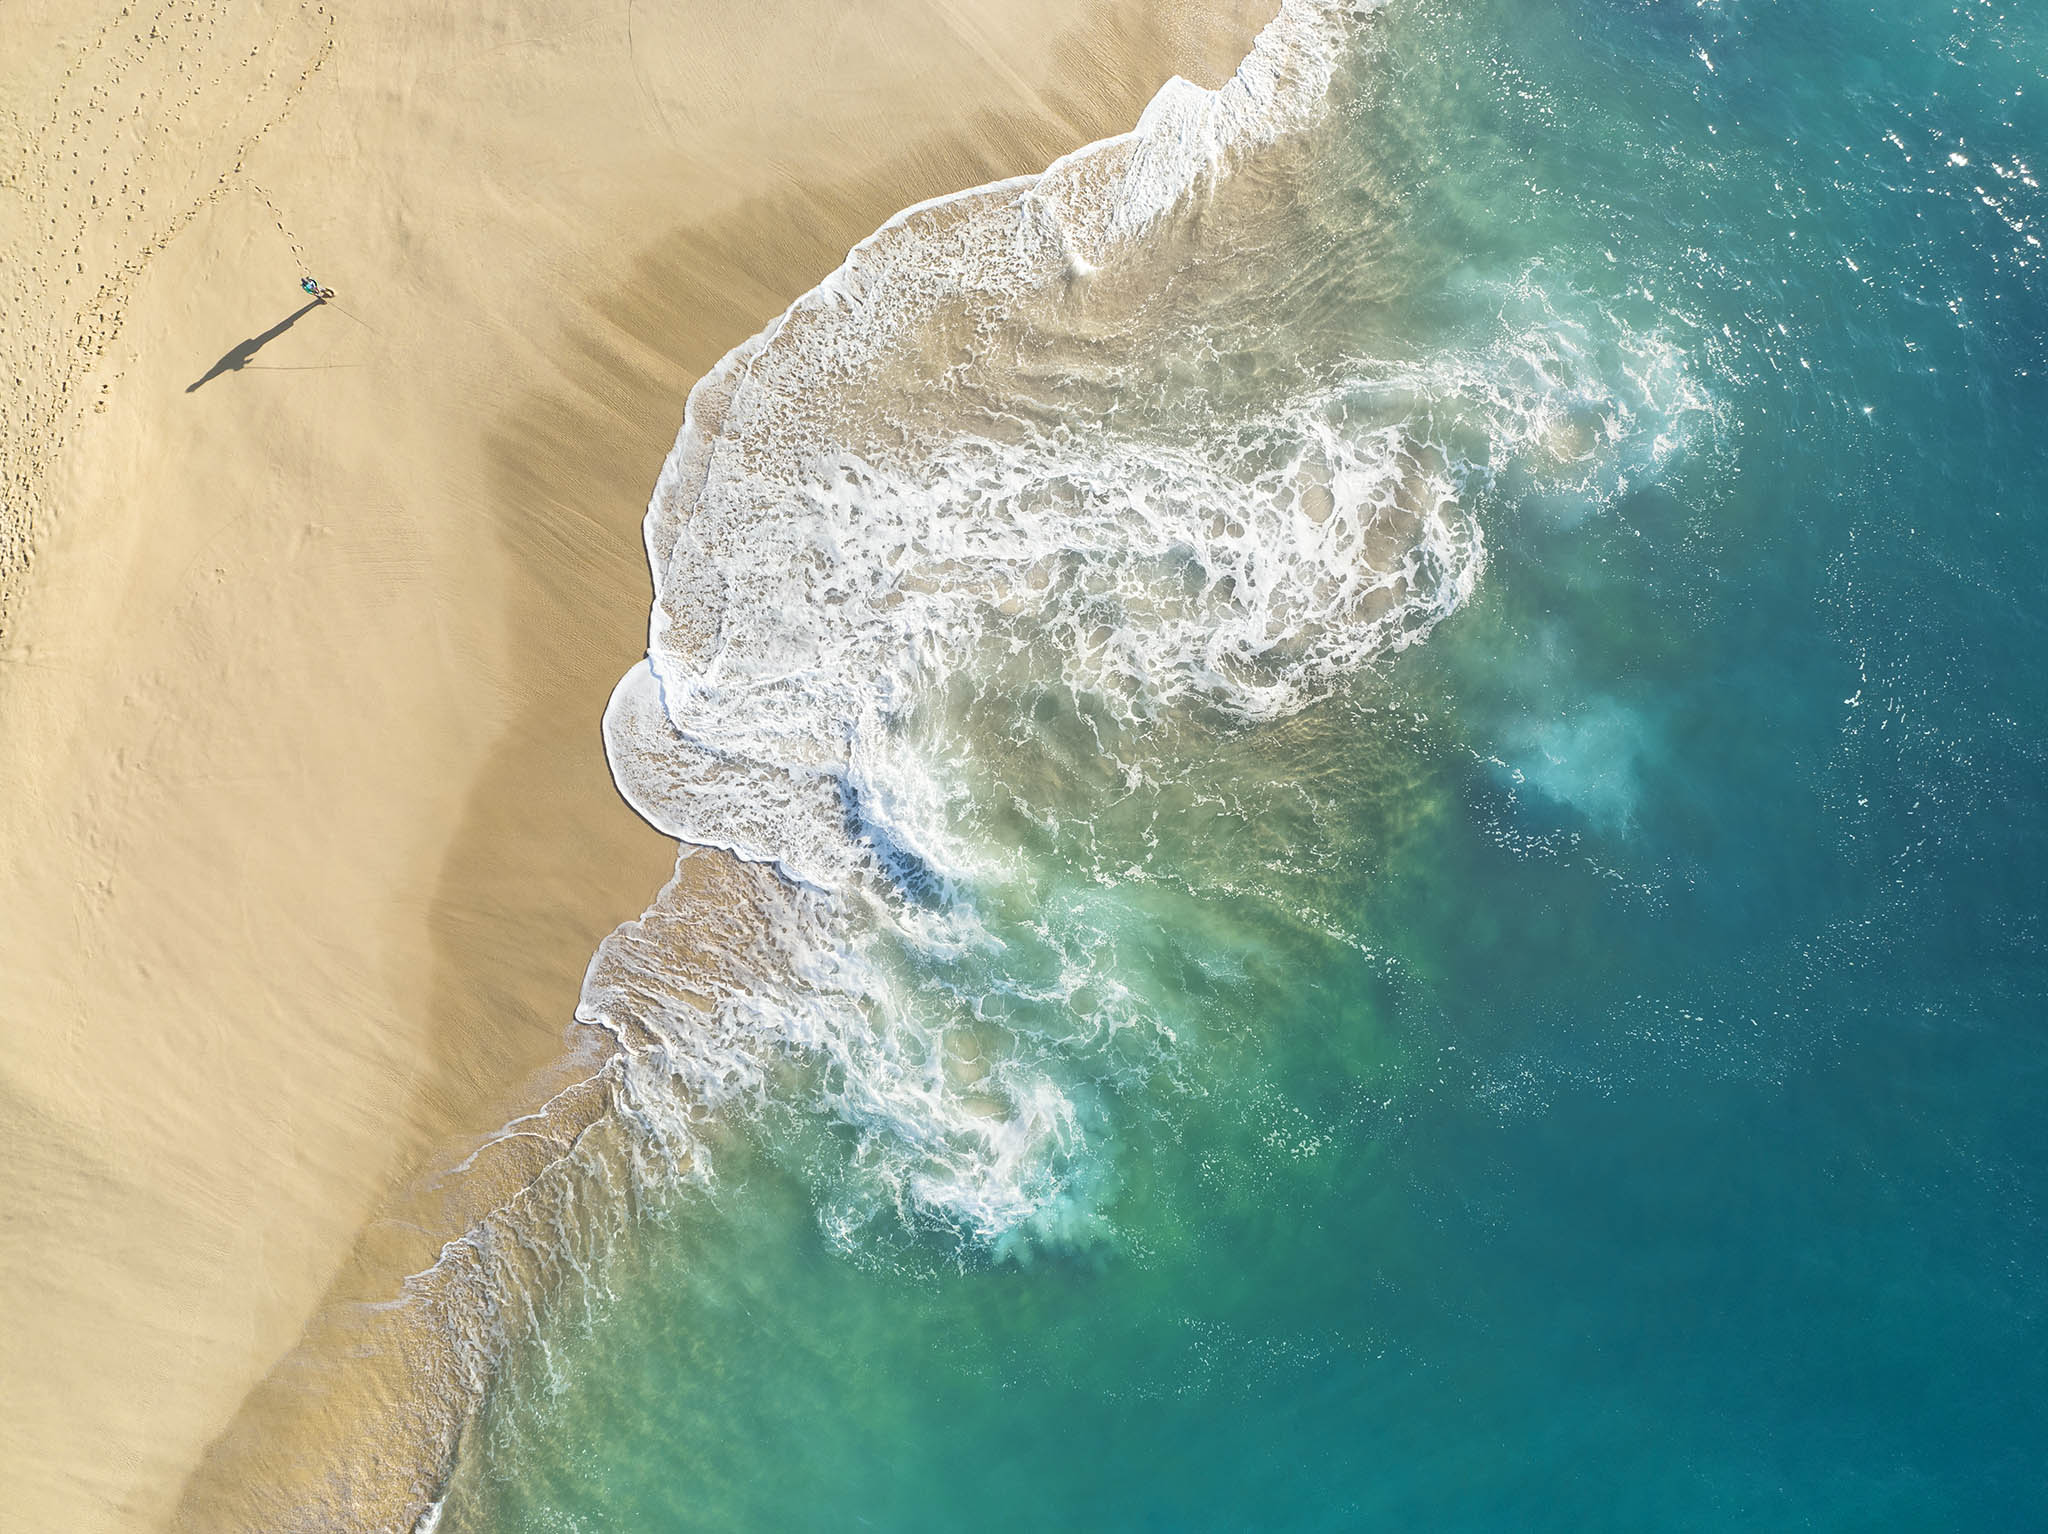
0 1 1271 1529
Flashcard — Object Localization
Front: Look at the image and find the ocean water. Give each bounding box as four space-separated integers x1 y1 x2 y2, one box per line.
431 0 2048 1526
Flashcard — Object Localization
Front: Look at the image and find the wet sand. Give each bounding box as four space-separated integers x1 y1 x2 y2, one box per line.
0 1 1272 1529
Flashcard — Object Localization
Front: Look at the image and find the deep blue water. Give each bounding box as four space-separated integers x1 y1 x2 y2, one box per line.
437 0 2048 1526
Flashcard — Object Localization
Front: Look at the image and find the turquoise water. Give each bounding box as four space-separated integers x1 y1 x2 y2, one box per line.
436 0 2048 1527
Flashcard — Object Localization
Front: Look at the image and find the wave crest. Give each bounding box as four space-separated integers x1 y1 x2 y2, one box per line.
585 0 1707 1245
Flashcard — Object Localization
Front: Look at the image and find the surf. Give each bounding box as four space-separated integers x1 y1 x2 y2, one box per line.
584 0 1708 1250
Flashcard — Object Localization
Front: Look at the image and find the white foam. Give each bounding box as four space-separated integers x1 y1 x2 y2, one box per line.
578 0 1712 1246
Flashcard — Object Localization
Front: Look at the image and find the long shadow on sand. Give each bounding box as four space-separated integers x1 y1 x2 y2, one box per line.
185 299 325 391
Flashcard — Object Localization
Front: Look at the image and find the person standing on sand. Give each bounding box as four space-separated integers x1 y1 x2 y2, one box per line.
300 275 334 301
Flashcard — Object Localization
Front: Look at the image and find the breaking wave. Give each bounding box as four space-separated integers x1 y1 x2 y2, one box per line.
579 0 1710 1250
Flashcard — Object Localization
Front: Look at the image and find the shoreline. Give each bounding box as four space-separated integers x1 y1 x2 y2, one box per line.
0 3 1276 1529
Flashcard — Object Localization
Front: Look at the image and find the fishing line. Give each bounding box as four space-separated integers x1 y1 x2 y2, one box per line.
247 178 380 331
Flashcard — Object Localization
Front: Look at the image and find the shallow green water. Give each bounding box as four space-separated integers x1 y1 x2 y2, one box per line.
436 0 2048 1526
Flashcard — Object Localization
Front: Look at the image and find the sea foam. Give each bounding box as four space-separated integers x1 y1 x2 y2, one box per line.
583 0 1707 1248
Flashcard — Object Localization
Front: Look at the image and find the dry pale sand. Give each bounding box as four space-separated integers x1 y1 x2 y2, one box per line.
0 0 1275 1529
